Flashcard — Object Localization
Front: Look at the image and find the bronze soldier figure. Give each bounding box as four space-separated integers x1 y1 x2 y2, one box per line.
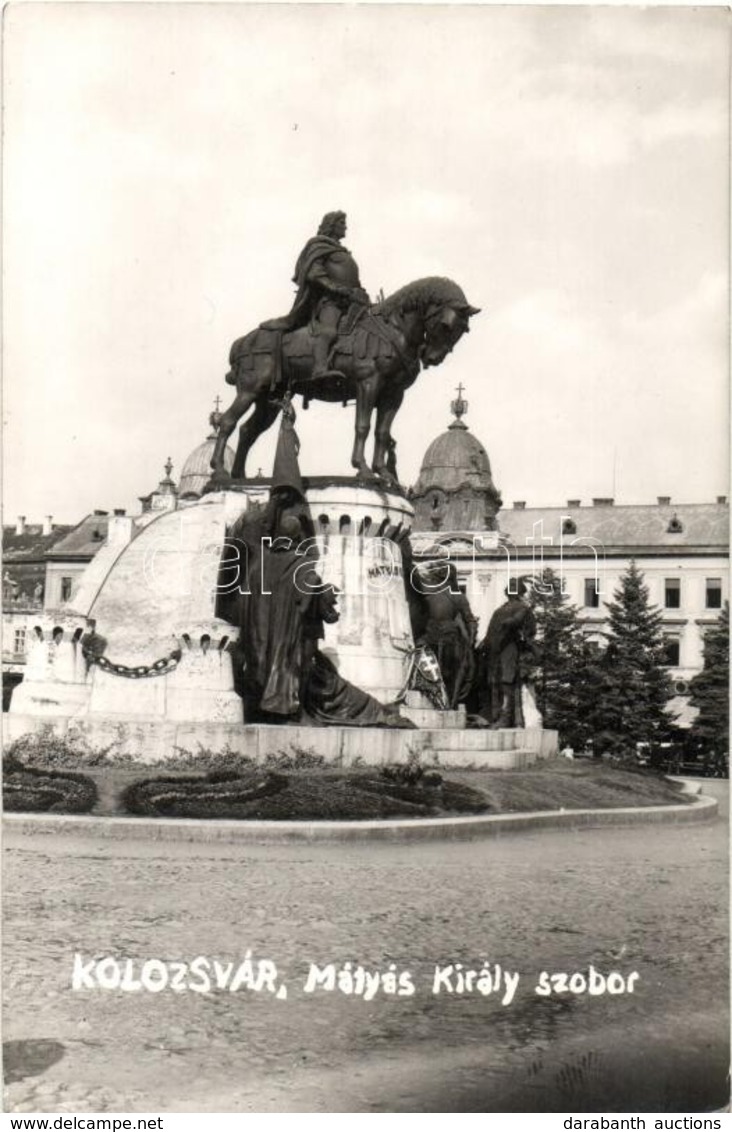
411 562 478 710
478 578 537 729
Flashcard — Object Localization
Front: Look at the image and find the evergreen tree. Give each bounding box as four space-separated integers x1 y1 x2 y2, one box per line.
571 636 612 753
593 560 675 753
689 603 729 754
528 568 591 747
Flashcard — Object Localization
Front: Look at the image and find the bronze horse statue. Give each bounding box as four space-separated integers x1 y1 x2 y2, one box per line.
209 277 479 488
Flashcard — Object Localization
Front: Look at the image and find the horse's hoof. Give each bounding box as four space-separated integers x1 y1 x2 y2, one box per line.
370 468 400 491
205 470 234 492
354 468 380 484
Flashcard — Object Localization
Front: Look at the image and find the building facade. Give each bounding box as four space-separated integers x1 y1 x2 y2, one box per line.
5 396 728 723
409 393 729 724
2 516 74 708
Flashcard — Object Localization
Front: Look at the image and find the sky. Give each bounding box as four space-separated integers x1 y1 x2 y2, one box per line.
3 4 729 524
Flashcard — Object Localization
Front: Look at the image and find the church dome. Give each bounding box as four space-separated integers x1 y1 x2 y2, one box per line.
411 388 502 532
416 420 494 493
178 406 235 499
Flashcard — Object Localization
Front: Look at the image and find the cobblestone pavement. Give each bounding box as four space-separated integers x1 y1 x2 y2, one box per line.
3 783 728 1113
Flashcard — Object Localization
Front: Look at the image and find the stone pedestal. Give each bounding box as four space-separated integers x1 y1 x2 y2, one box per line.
9 615 92 718
10 493 251 724
9 482 418 724
3 711 559 767
305 479 415 702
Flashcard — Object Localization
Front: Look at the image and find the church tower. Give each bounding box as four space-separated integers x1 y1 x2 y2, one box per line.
410 386 502 532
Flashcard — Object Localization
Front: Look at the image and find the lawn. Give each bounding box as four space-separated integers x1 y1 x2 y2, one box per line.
445 759 691 815
4 726 695 822
4 757 691 820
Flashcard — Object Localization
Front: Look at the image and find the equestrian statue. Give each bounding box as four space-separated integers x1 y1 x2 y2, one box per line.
209 211 480 489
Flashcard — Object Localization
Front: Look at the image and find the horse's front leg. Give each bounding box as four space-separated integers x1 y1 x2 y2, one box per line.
372 389 404 486
351 374 380 480
210 388 255 482
231 396 281 479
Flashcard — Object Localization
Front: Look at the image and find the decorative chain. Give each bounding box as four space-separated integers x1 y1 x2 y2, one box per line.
83 647 183 680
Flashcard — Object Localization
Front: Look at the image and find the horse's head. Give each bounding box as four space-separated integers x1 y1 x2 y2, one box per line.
421 299 480 369
378 277 480 368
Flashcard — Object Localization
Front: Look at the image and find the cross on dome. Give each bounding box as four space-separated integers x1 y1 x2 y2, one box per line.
209 396 223 437
449 384 468 429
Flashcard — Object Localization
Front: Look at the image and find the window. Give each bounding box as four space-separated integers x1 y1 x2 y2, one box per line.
663 637 680 667
60 577 73 602
584 578 600 608
13 628 26 656
706 578 722 609
664 578 681 609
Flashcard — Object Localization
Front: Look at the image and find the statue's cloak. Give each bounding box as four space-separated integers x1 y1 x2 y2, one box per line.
481 599 536 685
477 599 537 721
303 651 412 729
263 236 344 332
241 546 318 717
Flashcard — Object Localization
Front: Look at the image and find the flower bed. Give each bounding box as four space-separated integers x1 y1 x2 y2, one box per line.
2 727 694 820
118 767 491 820
122 770 287 818
2 754 98 814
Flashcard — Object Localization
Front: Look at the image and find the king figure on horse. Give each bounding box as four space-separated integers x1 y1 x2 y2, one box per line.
262 210 370 383
208 211 480 488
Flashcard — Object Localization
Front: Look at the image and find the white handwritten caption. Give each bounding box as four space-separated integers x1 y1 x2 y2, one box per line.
72 954 639 1002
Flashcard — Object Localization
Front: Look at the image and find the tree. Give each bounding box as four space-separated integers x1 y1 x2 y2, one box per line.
527 569 593 748
689 603 729 755
591 560 675 753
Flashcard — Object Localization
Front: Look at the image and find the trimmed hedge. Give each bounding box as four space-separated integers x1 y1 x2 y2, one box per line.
121 770 288 819
118 768 490 821
3 754 98 814
356 775 490 815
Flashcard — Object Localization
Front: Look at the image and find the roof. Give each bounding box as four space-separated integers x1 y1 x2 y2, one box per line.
412 419 497 496
2 524 75 561
498 502 729 552
44 513 111 559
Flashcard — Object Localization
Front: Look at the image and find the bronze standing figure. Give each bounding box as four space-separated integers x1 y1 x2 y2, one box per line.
478 579 537 729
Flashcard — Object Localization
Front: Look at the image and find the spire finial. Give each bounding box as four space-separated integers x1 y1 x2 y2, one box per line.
449 383 468 428
209 396 223 438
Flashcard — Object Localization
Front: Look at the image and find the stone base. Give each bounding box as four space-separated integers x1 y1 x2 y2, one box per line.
8 676 244 725
9 681 92 718
400 706 466 730
3 712 558 768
